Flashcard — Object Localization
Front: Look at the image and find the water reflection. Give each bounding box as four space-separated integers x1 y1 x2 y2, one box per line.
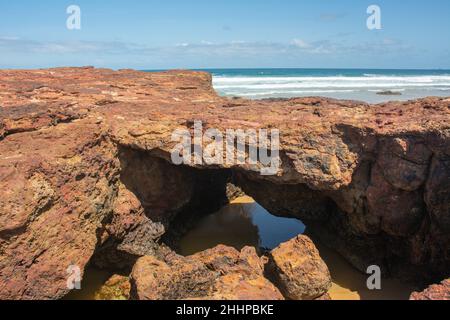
311 238 417 300
180 196 305 255
180 196 416 300
66 196 416 300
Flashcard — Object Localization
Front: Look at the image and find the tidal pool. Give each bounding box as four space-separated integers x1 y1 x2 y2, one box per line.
64 267 115 300
180 196 417 300
180 196 305 255
66 196 417 300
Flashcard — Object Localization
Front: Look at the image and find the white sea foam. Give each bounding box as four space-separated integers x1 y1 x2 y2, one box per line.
213 74 450 102
215 83 450 90
213 75 450 84
236 89 357 96
215 76 450 85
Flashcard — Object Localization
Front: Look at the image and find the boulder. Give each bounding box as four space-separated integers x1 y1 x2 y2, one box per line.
192 245 284 300
267 235 332 300
131 254 216 300
131 245 283 300
207 273 284 300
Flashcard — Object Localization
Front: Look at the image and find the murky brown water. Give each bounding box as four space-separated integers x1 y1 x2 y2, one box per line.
312 239 417 300
180 196 305 255
64 267 115 300
66 196 417 300
180 196 418 300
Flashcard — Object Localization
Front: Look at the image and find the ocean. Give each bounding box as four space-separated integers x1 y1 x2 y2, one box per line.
201 68 450 103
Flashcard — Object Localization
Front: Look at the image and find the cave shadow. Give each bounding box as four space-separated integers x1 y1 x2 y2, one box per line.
306 232 417 300
178 193 417 301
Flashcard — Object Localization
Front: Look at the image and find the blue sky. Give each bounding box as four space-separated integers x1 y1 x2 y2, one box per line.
1 0 449 69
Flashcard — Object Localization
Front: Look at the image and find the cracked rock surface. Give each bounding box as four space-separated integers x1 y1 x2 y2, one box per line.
0 67 449 299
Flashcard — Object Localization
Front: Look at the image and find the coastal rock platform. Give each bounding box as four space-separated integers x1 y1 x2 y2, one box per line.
0 67 449 299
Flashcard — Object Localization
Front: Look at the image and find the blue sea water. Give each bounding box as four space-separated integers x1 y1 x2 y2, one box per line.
201 68 450 103
179 199 305 255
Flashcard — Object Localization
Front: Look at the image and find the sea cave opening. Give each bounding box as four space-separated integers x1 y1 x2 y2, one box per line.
65 150 417 300
175 194 415 300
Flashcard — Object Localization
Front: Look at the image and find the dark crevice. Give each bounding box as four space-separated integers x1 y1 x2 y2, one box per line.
82 141 445 300
90 146 234 271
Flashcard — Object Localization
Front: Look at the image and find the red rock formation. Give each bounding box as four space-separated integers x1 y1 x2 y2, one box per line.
267 235 332 300
131 246 284 300
410 279 450 300
131 254 216 300
94 275 131 300
0 119 120 299
0 67 449 299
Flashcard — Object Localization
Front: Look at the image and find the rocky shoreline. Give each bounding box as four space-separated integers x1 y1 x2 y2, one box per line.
94 236 332 301
0 67 449 300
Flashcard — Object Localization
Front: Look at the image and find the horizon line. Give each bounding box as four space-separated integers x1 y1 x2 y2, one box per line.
2 66 450 72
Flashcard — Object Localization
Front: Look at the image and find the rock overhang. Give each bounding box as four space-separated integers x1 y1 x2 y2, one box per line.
0 67 449 299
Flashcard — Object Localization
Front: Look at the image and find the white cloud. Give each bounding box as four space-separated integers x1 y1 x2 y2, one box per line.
291 39 311 49
0 35 415 68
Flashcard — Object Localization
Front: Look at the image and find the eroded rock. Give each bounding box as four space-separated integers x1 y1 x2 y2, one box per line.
0 67 449 299
131 246 283 300
267 235 332 300
410 279 450 300
94 275 131 300
0 120 120 300
192 245 284 300
131 254 216 300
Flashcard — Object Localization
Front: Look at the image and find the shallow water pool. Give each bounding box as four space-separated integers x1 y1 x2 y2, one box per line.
180 196 417 300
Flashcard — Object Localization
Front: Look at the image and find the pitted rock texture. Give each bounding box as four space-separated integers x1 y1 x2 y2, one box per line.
191 245 284 300
0 119 119 300
131 245 284 300
267 235 332 300
0 67 449 299
410 279 450 300
94 275 131 300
